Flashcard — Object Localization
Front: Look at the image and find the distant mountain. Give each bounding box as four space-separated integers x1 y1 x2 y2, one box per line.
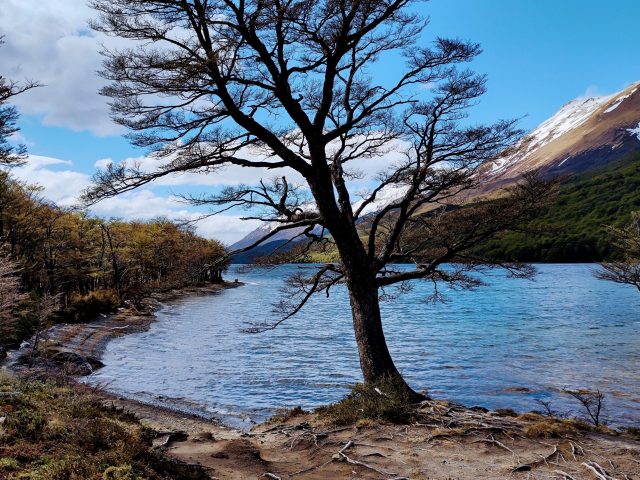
230 238 297 264
230 82 640 260
482 81 640 191
229 223 310 263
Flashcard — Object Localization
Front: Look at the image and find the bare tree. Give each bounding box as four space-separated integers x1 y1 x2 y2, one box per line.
29 291 61 367
596 212 640 292
563 388 605 427
0 251 26 354
86 0 553 395
0 37 39 167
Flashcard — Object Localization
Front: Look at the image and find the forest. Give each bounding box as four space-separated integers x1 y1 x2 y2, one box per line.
473 153 640 262
0 171 228 351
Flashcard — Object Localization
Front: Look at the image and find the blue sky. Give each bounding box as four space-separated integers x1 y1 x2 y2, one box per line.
2 0 640 242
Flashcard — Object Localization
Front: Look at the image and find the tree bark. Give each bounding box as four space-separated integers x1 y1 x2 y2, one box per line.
345 271 425 399
347 274 397 381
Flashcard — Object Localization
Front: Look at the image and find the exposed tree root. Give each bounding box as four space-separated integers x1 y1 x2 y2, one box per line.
335 440 399 477
237 399 639 479
582 461 620 480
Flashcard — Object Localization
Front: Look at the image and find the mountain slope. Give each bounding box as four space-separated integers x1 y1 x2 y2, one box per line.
473 152 640 262
483 81 640 191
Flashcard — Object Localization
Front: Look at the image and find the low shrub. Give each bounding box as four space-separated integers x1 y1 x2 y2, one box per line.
319 375 420 426
0 374 203 479
58 289 119 324
626 426 640 440
522 418 591 438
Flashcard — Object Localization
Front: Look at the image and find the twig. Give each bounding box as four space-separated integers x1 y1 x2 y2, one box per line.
262 474 282 480
109 325 131 331
290 459 334 477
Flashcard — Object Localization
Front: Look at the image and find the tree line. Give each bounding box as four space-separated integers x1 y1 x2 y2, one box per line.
0 171 228 351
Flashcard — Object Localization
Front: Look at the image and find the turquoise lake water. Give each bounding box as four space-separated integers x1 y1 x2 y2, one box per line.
89 264 640 429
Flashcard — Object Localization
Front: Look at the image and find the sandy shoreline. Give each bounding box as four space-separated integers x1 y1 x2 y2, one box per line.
98 390 640 480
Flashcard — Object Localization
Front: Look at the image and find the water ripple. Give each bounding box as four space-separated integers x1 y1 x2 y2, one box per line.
89 264 640 428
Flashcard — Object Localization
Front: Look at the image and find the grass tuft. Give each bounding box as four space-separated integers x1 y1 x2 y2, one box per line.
522 418 591 438
266 405 308 424
319 376 420 426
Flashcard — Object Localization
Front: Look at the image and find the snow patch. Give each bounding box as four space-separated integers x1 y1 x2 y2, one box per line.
627 122 640 141
604 89 636 114
353 184 409 216
489 91 617 175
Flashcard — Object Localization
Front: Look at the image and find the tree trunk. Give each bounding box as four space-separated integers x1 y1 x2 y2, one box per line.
344 262 424 400
310 174 422 399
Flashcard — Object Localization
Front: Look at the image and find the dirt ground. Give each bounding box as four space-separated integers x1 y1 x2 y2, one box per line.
106 396 640 480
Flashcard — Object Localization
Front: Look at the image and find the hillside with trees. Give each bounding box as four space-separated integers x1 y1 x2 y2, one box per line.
473 153 640 262
0 171 228 352
273 153 640 265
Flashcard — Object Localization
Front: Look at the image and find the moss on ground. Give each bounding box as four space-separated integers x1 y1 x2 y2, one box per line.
0 373 205 480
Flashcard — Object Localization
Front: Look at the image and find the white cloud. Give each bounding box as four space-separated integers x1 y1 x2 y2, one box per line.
0 0 122 136
95 136 410 190
9 154 258 244
91 190 260 245
13 155 91 206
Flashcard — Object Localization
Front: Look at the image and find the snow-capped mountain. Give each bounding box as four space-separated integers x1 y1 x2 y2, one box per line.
483 81 640 190
229 184 407 259
231 81 640 258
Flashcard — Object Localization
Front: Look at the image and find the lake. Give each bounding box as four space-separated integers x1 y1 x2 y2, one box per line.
89 264 640 429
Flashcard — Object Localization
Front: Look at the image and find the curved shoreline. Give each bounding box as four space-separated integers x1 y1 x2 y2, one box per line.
3 282 243 376
3 281 640 478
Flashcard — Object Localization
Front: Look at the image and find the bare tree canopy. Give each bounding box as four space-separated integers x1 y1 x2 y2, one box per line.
0 37 38 166
596 212 640 292
86 0 553 394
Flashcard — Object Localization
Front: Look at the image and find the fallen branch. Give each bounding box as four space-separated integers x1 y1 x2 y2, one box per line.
109 325 131 331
